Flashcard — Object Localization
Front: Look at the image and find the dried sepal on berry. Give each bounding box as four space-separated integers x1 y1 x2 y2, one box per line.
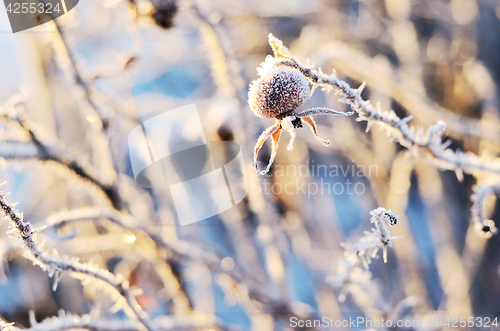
268 33 296 60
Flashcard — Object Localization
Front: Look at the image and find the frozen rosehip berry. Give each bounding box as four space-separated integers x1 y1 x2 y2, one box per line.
248 67 310 119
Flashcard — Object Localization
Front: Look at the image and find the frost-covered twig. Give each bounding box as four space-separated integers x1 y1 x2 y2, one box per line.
39 207 194 313
26 311 224 331
267 34 500 177
470 184 500 238
328 208 400 305
0 99 122 209
0 142 39 159
38 207 285 315
0 190 154 331
341 208 400 267
40 207 137 231
2 310 226 331
0 321 15 331
50 19 110 129
27 310 140 331
39 207 235 272
316 40 500 144
39 207 308 322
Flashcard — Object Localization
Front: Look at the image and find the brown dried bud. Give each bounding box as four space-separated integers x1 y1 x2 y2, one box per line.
217 125 234 141
151 0 178 29
248 66 310 119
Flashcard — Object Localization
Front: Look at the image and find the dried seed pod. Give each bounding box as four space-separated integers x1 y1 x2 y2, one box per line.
248 66 310 119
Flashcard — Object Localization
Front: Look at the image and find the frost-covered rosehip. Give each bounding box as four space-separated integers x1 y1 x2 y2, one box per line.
249 35 354 175
248 66 310 119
